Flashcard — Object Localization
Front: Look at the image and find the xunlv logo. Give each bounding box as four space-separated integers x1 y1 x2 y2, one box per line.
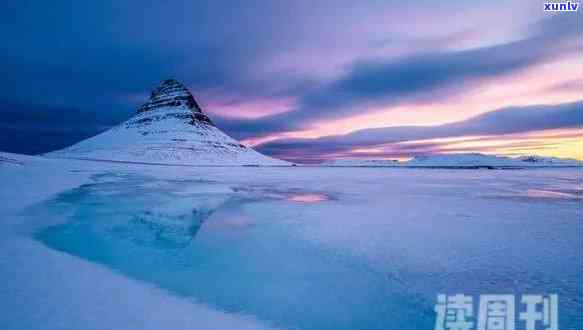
544 1 579 11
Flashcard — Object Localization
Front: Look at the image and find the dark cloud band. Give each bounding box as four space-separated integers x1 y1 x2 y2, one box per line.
256 100 583 161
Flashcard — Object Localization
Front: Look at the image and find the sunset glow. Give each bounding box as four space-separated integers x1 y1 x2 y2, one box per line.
1 2 582 163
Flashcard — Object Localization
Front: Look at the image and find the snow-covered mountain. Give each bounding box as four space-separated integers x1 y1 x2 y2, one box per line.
323 153 583 168
46 79 288 166
407 153 583 167
514 155 583 166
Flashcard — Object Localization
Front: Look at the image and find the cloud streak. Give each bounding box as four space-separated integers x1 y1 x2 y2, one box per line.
256 100 583 161
215 12 583 139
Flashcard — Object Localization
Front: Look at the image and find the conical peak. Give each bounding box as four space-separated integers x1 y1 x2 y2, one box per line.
138 79 203 114
151 79 189 100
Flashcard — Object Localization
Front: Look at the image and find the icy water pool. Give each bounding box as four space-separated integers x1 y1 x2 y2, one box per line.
28 169 583 329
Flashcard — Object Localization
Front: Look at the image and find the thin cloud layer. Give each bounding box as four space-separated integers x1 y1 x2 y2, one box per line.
214 12 583 140
256 100 583 160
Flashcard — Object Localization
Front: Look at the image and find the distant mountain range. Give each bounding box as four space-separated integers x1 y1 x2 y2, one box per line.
45 79 288 166
322 153 583 168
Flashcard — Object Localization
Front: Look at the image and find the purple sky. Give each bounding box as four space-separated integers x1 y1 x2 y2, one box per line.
1 1 582 162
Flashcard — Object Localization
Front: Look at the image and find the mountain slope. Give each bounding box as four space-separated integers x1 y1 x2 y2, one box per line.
46 79 288 166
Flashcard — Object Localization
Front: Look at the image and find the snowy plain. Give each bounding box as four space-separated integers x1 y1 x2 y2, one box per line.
1 153 582 330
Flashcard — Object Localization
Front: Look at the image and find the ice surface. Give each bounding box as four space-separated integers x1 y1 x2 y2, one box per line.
2 155 583 329
31 176 429 329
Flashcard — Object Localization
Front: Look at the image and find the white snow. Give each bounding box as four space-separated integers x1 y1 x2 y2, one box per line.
45 106 288 166
0 238 277 330
0 152 278 330
2 152 583 329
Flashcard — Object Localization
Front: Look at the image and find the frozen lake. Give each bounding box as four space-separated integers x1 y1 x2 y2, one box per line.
2 161 583 329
